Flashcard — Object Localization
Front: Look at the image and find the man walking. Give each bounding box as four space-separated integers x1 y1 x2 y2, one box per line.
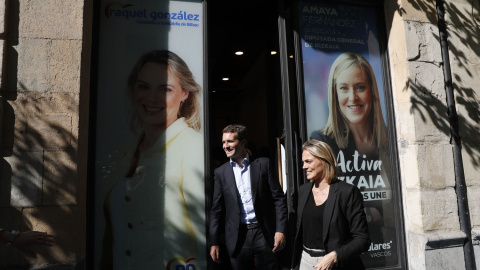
209 124 288 270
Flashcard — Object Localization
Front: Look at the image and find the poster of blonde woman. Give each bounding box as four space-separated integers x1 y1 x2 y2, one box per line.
298 0 400 268
93 1 205 269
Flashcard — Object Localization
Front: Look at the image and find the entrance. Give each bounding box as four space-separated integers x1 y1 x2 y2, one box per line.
206 0 293 269
207 0 285 172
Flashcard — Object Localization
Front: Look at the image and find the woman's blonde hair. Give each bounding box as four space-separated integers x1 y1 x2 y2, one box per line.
302 140 337 183
127 50 202 132
321 52 387 149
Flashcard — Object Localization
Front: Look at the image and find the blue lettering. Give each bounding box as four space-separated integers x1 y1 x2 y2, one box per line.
108 9 200 22
150 11 157 20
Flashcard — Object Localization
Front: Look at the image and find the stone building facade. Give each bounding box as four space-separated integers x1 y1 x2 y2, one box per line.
0 0 479 269
385 0 479 269
0 0 90 268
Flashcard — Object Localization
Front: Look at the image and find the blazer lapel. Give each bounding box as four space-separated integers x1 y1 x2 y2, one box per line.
249 159 259 204
323 182 338 243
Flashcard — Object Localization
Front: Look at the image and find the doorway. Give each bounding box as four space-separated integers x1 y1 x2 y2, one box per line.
207 0 284 170
206 0 288 269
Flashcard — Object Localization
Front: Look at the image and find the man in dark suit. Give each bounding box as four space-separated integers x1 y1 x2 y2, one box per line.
209 124 288 270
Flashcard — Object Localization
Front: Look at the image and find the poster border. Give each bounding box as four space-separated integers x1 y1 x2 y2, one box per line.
375 4 408 269
86 0 102 268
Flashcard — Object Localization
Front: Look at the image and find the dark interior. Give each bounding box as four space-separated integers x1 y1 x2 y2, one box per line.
206 3 290 269
207 0 285 169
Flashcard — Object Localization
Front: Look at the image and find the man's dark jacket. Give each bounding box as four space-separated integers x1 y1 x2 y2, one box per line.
209 157 288 256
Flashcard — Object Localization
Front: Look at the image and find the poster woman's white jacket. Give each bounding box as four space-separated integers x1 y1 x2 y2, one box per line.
99 118 205 270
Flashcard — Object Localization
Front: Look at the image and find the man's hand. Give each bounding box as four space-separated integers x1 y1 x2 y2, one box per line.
272 232 286 252
13 231 55 255
210 245 221 264
313 251 337 270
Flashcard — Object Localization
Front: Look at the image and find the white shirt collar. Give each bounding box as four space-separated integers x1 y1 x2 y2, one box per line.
230 153 250 168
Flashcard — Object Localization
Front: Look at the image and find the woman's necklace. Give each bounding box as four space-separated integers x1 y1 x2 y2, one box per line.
313 183 329 193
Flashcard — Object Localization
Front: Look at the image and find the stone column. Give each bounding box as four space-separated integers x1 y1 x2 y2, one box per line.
443 0 480 267
384 0 467 269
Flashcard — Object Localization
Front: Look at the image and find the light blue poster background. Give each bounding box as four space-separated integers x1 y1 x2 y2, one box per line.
299 1 386 137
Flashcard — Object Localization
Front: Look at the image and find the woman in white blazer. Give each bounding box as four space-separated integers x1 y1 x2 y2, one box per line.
99 50 205 270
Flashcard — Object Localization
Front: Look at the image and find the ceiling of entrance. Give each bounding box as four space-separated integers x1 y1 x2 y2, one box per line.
208 0 278 97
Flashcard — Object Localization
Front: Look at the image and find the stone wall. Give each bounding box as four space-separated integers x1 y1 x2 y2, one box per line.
385 0 479 269
444 0 480 228
445 0 480 268
0 0 84 267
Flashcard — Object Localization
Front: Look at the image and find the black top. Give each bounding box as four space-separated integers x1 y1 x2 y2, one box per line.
302 191 326 249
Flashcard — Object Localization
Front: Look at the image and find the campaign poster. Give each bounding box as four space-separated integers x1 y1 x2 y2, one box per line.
298 0 399 268
93 1 205 269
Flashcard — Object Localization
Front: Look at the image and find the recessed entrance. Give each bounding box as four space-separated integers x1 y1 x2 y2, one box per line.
207 0 285 168
206 1 288 268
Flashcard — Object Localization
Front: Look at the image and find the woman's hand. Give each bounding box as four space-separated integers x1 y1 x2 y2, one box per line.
13 231 55 255
313 251 337 270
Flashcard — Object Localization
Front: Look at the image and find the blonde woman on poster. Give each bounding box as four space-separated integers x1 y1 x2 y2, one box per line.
310 52 395 266
311 52 388 156
99 50 205 269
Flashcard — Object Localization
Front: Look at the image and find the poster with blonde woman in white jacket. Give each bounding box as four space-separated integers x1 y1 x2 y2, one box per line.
93 1 206 269
98 50 205 270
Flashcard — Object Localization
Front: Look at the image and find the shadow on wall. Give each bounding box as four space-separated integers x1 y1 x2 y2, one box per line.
388 0 480 167
439 1 480 168
0 85 79 267
413 0 479 166
0 0 81 267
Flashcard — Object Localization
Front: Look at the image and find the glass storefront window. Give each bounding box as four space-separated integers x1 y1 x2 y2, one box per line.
297 0 403 268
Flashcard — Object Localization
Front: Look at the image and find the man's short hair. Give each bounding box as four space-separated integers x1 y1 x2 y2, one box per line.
223 124 248 142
